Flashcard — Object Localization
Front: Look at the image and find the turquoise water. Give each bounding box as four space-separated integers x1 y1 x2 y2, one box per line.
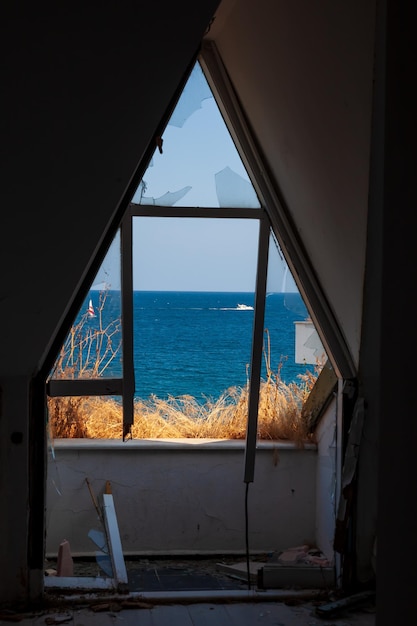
80 290 314 401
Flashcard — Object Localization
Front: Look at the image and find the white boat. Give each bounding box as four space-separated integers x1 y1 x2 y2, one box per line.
237 303 254 310
87 299 96 318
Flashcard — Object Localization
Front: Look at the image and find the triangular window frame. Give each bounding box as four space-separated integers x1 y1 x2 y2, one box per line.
47 44 347 456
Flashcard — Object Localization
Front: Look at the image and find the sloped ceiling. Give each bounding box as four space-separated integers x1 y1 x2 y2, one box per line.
205 0 376 370
0 1 220 376
1 0 376 377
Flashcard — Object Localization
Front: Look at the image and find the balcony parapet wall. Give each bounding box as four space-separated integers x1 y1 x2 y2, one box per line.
46 439 317 557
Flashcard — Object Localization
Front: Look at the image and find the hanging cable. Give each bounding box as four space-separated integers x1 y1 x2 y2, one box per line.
245 481 251 590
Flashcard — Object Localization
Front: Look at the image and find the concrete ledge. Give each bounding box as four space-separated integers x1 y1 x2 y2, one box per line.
50 438 317 451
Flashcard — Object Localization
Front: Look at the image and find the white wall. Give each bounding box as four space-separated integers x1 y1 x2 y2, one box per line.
315 396 338 562
46 439 317 557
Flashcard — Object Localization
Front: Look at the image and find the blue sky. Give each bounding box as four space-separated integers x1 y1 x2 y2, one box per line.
93 62 297 293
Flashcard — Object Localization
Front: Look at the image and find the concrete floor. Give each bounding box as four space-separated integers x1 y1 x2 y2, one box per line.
1 589 376 625
5 556 375 625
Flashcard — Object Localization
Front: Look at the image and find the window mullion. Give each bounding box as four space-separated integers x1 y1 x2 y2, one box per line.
129 203 261 220
244 212 270 483
121 212 135 440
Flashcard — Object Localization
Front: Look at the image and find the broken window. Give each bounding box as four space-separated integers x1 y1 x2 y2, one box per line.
46 60 329 443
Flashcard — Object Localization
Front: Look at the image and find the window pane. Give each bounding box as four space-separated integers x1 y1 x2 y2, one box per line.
264 232 327 385
49 232 122 381
132 217 259 401
131 62 261 209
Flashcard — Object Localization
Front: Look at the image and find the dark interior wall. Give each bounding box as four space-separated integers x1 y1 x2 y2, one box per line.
355 0 386 587
0 1 220 377
376 0 417 621
0 1 220 605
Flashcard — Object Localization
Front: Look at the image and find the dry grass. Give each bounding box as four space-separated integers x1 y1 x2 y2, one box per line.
47 308 321 444
48 379 315 443
50 289 122 381
48 363 319 445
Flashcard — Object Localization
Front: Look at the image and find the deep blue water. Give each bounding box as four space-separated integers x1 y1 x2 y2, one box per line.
79 290 314 401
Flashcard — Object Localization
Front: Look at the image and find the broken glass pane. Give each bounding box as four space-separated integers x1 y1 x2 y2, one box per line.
131 62 260 209
263 231 327 384
49 232 122 381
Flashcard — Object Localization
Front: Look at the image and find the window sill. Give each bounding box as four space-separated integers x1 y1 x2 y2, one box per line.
51 437 317 451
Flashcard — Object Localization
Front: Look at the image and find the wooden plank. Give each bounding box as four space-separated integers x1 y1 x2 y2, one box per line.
216 561 261 583
44 492 127 594
44 575 115 590
102 493 128 589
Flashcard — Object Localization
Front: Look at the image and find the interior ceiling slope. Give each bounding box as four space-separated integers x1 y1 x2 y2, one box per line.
205 0 376 371
0 0 221 378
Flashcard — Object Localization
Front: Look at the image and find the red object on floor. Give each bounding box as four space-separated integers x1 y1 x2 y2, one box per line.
57 539 74 577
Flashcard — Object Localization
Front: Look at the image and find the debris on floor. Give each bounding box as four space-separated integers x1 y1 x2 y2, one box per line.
215 560 264 583
315 589 376 618
267 544 332 567
255 545 334 590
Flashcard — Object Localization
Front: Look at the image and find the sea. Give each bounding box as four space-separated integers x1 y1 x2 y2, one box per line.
79 290 315 402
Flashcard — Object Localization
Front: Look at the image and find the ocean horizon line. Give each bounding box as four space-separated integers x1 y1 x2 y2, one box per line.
90 287 299 294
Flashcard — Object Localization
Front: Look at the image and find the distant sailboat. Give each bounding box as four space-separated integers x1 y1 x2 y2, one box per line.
87 299 96 318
